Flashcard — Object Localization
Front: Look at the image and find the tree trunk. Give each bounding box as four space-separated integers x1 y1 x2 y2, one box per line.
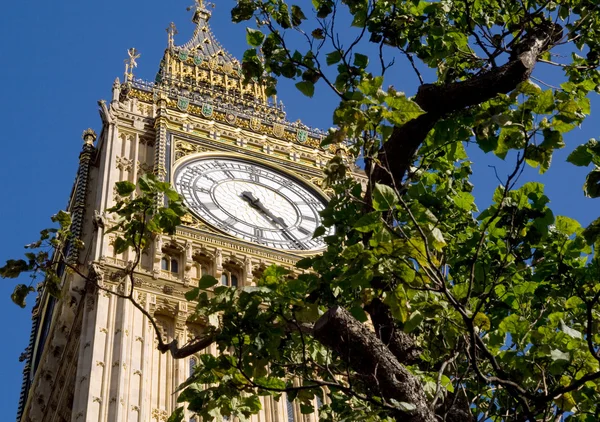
313 306 437 422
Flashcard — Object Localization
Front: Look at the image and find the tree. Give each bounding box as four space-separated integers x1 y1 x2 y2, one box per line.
5 0 600 421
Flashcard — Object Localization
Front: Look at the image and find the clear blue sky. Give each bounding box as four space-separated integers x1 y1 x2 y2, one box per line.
0 1 597 420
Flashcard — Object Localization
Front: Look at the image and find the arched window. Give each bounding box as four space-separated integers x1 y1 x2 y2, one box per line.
170 258 179 274
160 256 179 274
192 253 213 280
220 270 239 287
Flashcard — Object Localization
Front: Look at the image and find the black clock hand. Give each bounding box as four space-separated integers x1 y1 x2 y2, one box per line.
240 191 307 250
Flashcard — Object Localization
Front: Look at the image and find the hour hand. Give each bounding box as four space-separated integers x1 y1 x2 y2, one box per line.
241 191 274 219
241 192 286 226
241 191 260 207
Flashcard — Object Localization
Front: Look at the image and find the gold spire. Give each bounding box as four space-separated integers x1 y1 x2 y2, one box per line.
166 22 178 48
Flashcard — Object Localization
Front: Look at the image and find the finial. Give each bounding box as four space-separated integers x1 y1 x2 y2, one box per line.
82 129 97 146
124 48 141 82
190 0 214 24
166 22 178 48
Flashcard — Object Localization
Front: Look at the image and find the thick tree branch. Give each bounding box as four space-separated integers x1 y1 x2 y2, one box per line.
313 306 437 422
364 297 421 364
373 23 563 188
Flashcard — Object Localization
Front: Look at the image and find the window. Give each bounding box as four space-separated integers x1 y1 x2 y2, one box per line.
220 270 239 287
189 357 197 377
192 253 213 280
286 395 295 422
161 256 179 274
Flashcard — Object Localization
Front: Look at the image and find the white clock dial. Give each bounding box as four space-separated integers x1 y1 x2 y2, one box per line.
174 157 332 251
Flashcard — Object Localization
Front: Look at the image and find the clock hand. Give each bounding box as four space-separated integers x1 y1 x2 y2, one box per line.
240 191 307 250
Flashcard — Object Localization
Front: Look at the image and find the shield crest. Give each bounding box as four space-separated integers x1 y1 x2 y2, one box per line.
177 96 190 112
250 117 261 131
178 51 189 61
226 113 237 125
273 123 285 138
193 53 204 66
296 129 308 143
222 62 234 74
201 103 214 118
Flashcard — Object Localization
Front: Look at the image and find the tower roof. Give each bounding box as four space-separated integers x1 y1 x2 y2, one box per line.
178 1 238 67
126 2 334 151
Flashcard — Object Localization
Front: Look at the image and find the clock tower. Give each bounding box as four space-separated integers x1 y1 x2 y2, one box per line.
17 2 345 422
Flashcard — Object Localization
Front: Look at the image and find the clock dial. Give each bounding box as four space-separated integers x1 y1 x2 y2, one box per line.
174 157 332 251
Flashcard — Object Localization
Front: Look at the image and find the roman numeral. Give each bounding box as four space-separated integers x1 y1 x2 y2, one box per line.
303 216 316 223
254 228 263 239
298 226 311 236
224 170 235 179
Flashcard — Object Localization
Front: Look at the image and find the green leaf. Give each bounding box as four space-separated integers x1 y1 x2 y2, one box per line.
429 227 446 251
353 212 381 233
326 51 342 66
51 210 72 229
372 183 398 211
404 310 424 333
453 192 475 211
113 237 129 254
473 313 491 331
0 259 30 278
185 287 200 301
349 305 368 322
115 181 136 196
353 53 369 68
311 28 324 39
551 349 570 362
166 407 184 422
567 144 594 166
312 226 326 238
555 216 581 235
560 319 582 340
295 81 315 98
533 89 554 114
584 168 600 198
297 303 320 323
582 217 600 246
246 28 265 47
291 5 307 26
198 275 218 289
383 94 425 125
11 284 33 308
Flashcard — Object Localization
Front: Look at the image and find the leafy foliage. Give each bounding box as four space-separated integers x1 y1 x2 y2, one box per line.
2 173 187 308
170 1 600 421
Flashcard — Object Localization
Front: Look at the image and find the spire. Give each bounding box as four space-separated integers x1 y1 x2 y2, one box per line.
176 0 237 68
156 2 267 104
166 22 178 48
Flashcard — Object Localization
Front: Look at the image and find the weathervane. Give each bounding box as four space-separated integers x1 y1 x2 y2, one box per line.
124 48 141 81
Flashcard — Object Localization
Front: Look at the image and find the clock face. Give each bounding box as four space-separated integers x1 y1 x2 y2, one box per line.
173 156 332 251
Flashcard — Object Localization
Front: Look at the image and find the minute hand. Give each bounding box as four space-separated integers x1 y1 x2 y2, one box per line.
240 191 307 250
